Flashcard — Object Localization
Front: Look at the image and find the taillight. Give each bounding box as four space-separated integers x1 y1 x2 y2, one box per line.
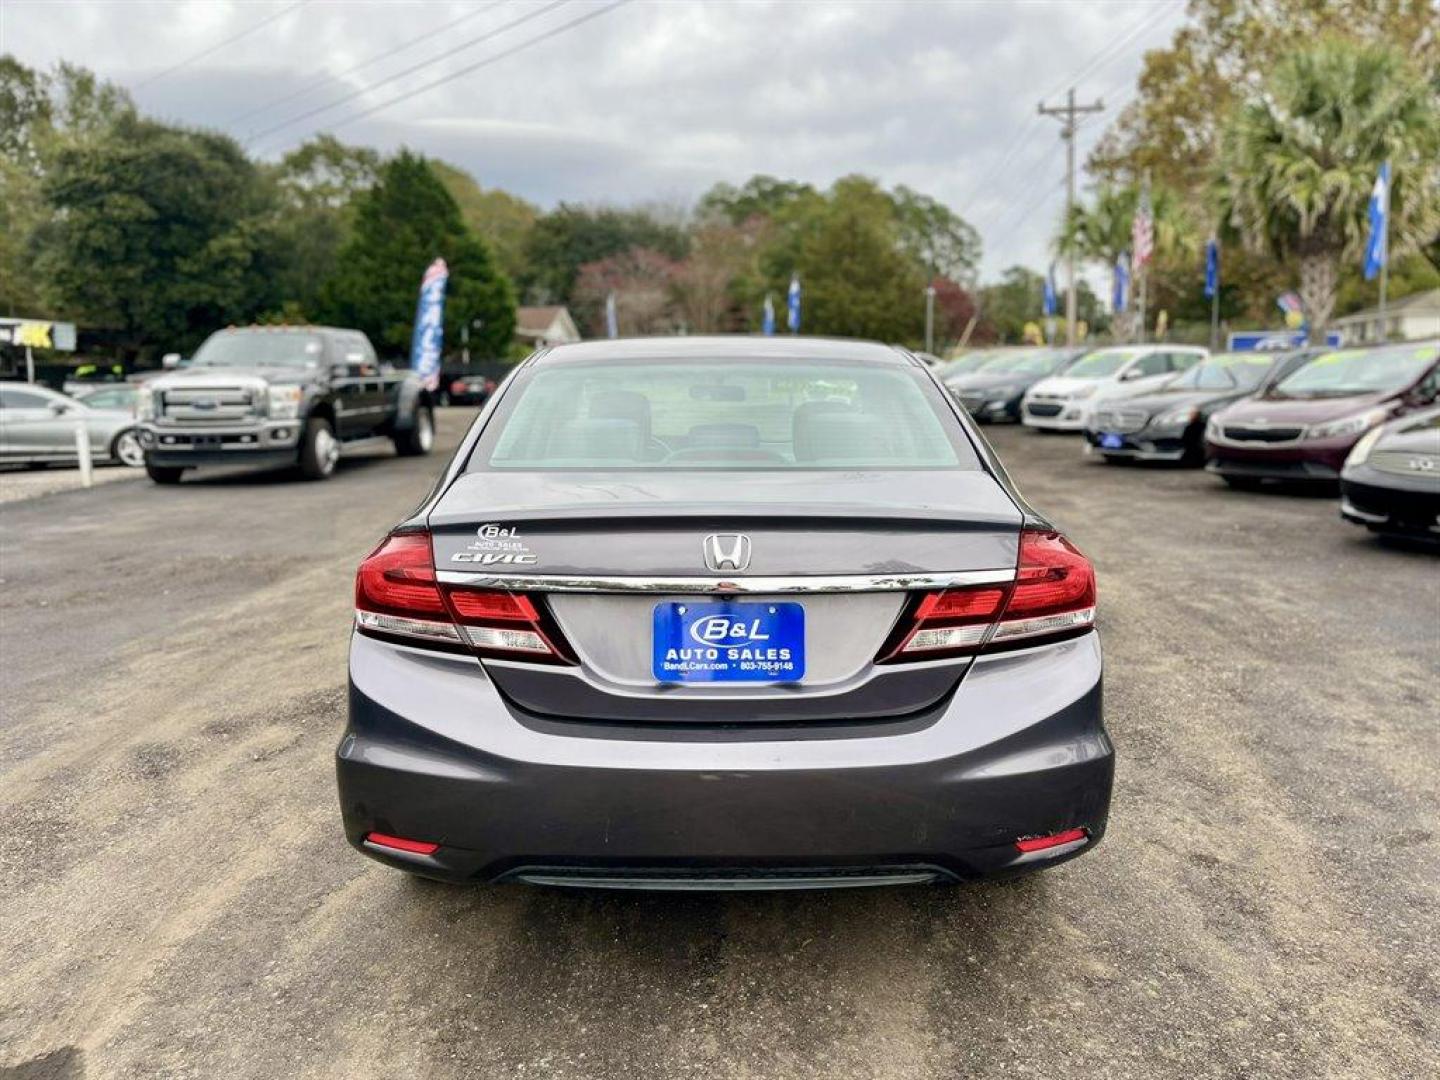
354 531 569 662
882 529 1096 661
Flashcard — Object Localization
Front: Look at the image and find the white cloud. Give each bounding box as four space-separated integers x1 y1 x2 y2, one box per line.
1 0 1186 283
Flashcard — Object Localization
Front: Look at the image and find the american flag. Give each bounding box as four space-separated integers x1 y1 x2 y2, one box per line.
1131 179 1154 271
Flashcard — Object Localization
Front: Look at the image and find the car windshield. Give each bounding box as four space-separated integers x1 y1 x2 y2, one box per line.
987 350 1071 376
479 359 977 471
1167 355 1269 391
1273 344 1437 396
1064 350 1133 378
192 331 324 368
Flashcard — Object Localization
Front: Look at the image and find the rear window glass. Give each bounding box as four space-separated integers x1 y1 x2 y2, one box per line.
475 359 978 471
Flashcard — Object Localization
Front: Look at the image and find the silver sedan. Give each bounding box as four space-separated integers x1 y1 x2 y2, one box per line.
0 382 145 467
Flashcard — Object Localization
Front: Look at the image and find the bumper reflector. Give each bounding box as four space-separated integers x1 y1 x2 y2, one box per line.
1015 827 1088 854
365 832 440 856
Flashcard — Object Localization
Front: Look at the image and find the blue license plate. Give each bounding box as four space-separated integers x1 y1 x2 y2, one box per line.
1099 432 1125 449
653 601 805 683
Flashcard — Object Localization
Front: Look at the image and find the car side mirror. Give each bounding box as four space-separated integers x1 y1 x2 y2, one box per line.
1120 369 1141 381
49 400 71 414
161 352 182 369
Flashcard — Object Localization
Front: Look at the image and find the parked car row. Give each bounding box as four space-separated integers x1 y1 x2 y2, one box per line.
944 340 1440 544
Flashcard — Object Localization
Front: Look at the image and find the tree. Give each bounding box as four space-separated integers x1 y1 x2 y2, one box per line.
572 247 682 337
265 136 379 319
671 220 766 333
1216 38 1440 339
1 58 137 316
319 151 515 358
892 185 981 281
696 175 821 226
521 204 690 307
430 161 539 284
929 277 980 352
1089 0 1439 193
771 176 928 342
35 115 283 354
1057 182 1197 338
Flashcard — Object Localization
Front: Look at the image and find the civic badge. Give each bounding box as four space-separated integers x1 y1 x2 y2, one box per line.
703 533 752 572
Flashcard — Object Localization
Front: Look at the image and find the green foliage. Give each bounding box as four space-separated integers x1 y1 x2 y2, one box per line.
430 160 539 284
318 151 515 359
521 204 690 306
770 176 928 342
891 185 981 281
265 136 380 320
36 115 284 352
697 175 822 226
1216 37 1440 332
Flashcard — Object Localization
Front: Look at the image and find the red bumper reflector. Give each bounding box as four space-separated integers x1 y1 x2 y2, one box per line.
1014 827 1087 853
365 831 440 856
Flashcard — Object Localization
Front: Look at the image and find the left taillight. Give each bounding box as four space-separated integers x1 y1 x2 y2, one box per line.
354 531 569 662
880 528 1096 661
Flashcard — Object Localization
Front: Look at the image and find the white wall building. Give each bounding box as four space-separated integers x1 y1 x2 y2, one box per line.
515 306 581 348
1331 288 1440 345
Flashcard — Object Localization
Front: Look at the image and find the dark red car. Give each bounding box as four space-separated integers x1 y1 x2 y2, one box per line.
1204 340 1440 488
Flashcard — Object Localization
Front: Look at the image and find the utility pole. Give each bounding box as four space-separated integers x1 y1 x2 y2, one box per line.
1038 88 1104 347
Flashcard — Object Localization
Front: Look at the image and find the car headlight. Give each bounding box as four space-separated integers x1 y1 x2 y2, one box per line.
136 389 156 420
1306 408 1387 441
267 385 303 419
1343 425 1385 468
1071 384 1097 400
1154 405 1200 427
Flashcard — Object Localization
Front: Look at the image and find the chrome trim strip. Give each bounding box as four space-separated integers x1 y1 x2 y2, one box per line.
436 568 1015 594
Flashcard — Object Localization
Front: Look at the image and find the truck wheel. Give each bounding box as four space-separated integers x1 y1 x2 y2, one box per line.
145 461 185 484
111 428 146 468
299 416 340 480
393 407 435 457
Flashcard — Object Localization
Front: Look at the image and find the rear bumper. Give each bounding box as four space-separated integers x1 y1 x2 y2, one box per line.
336 631 1113 887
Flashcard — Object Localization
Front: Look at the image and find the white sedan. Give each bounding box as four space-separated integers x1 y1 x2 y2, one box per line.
1021 345 1207 431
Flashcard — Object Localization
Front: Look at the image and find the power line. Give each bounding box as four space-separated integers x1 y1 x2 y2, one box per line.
1038 0 1182 103
134 0 310 90
321 0 634 136
246 0 570 147
228 0 511 129
959 0 1179 210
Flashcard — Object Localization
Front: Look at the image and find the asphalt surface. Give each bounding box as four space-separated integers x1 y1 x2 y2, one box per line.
1 410 1436 1080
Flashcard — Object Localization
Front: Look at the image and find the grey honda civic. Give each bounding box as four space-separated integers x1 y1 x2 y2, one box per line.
337 336 1112 889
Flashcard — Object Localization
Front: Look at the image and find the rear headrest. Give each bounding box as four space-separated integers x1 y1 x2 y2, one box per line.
792 409 897 463
589 390 652 440
687 423 761 449
545 417 643 462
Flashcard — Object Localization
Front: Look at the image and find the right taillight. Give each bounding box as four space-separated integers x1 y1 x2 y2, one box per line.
882 528 1096 661
354 531 570 662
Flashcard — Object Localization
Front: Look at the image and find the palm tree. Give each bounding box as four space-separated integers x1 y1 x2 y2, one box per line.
1216 38 1440 342
1057 183 1195 340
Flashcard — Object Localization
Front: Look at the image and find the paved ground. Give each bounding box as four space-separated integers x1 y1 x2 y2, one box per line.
1 411 1436 1080
0 462 142 505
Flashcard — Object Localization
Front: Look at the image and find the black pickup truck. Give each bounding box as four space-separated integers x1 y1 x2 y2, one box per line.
137 325 435 483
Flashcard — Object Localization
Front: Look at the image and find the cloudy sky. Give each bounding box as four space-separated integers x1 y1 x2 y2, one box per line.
1 0 1187 283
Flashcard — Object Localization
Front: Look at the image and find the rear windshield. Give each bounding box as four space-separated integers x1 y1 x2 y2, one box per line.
192 331 325 368
1064 350 1132 378
1274 344 1436 396
475 359 978 471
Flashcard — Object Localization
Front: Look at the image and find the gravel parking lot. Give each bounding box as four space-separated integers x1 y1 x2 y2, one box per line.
1 410 1436 1080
